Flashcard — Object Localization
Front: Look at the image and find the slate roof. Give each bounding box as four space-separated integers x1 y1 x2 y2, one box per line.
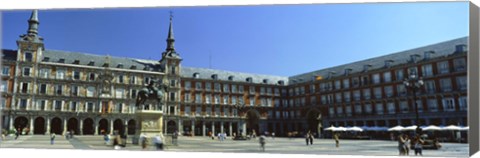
181 66 288 85
42 50 164 72
288 37 468 84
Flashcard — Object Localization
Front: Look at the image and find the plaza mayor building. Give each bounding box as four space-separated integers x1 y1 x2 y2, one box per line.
1 10 468 138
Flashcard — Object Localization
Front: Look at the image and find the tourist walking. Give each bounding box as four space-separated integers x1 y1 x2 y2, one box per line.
305 132 310 145
50 133 56 145
140 133 148 150
404 135 411 156
259 134 266 152
334 133 340 148
398 134 406 156
413 136 424 156
154 135 164 150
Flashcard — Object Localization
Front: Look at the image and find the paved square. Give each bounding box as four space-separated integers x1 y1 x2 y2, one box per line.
0 135 468 157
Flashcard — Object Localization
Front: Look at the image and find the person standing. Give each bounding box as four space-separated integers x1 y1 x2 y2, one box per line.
413 136 424 156
309 132 314 145
404 135 411 156
50 133 56 145
305 132 310 146
154 135 163 150
172 130 178 145
397 134 406 156
259 134 266 152
271 132 275 140
14 128 20 140
140 133 148 150
334 133 340 148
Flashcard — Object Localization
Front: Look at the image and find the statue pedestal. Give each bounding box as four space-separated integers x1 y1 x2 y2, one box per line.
133 110 164 144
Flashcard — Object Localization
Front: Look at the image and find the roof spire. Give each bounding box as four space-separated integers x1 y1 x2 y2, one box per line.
166 11 175 51
27 10 40 35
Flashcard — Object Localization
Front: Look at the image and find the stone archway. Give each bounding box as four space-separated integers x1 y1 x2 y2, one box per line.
127 119 136 135
98 119 108 135
167 120 176 134
83 118 94 135
33 117 45 134
14 116 28 133
51 117 63 134
67 118 79 135
113 119 124 135
306 109 322 137
245 110 260 135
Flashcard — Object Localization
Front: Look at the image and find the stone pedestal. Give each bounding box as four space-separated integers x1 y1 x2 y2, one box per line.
133 109 164 144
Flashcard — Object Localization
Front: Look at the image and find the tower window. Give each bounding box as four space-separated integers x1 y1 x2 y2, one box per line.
25 52 33 62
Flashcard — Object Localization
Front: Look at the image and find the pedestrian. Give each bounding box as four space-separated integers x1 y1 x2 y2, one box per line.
259 134 266 152
15 128 20 140
404 135 411 156
103 133 110 145
113 134 121 150
305 132 310 146
414 136 424 156
140 133 148 150
309 132 314 145
154 135 164 150
50 133 56 145
271 132 275 140
334 133 340 148
398 134 406 156
172 130 179 145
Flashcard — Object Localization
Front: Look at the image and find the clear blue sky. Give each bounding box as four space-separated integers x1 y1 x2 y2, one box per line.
1 2 468 76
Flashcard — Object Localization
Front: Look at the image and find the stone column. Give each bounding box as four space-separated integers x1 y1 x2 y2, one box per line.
229 122 233 137
241 121 246 136
202 121 206 136
29 116 34 135
211 121 215 135
124 120 128 135
178 119 183 134
94 119 99 135
191 120 195 136
110 119 114 134
63 118 67 135
79 119 84 135
9 115 14 130
220 121 224 133
46 117 51 135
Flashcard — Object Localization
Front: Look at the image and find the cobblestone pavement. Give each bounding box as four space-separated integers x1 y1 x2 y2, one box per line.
0 135 469 157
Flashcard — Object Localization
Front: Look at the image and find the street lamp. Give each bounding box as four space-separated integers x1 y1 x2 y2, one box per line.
403 73 424 135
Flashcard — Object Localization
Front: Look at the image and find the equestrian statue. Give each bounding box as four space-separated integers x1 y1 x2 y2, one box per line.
135 79 169 110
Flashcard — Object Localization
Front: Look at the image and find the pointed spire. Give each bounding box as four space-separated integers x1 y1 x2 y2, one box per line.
166 11 175 51
27 10 40 35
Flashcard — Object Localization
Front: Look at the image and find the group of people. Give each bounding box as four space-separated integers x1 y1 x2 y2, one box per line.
139 133 164 150
397 133 424 156
217 132 228 141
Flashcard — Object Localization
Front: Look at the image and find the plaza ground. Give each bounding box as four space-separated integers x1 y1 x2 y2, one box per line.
0 135 468 157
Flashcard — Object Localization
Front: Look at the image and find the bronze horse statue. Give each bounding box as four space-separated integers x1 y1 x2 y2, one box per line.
135 79 168 110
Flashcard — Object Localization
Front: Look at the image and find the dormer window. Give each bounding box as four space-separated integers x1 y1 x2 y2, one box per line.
344 68 352 76
263 79 268 84
385 60 394 68
211 74 218 80
103 63 109 67
143 66 149 70
278 80 284 85
73 60 80 64
117 64 124 68
228 76 234 81
130 65 137 69
193 73 200 79
423 51 434 60
410 54 421 63
58 58 65 63
246 77 253 83
42 57 50 62
88 61 95 66
363 65 372 72
328 71 336 79
455 44 467 53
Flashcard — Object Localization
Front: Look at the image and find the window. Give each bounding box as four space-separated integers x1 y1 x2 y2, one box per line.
214 83 221 92
374 87 382 99
205 82 211 91
223 84 230 93
215 95 220 104
115 88 124 99
453 58 466 71
400 101 409 113
335 93 342 103
329 107 335 117
25 52 33 62
205 94 211 104
364 104 373 114
421 64 433 77
21 82 29 93
56 69 65 79
372 73 380 84
169 92 175 101
184 105 191 116
2 67 10 75
115 103 122 113
215 106 220 116
86 102 94 112
352 77 360 87
249 86 256 94
458 96 467 111
384 86 393 97
345 106 352 116
171 66 176 74
232 85 237 93
118 75 124 83
249 96 255 106
363 89 371 99
335 80 341 90
184 81 191 90
71 85 78 96
261 98 267 106
23 67 31 76
344 92 351 102
355 104 362 114
1 82 8 92
238 97 244 105
144 77 150 84
71 102 78 112
440 78 452 92
87 86 95 97
54 100 62 111
196 82 202 90
415 100 423 112
424 80 436 94
196 105 201 116
37 100 46 111
130 76 136 84
396 69 404 81
223 95 229 104
427 99 438 112
39 68 50 78
232 96 237 104
408 67 418 76
131 90 137 99
397 84 406 96
20 99 28 110
184 93 191 102
343 79 350 89
437 61 450 74
336 106 343 116
383 72 391 83
260 87 266 95
387 102 395 114
361 76 369 86
375 103 384 114
353 90 361 101
310 85 316 93
56 84 63 95
442 98 455 111
456 76 467 91
89 73 95 81
73 71 80 80
238 85 244 93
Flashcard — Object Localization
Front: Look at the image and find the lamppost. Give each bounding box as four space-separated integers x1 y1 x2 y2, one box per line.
403 73 424 135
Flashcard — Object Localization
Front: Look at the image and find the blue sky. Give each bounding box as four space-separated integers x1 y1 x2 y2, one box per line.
1 2 468 76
